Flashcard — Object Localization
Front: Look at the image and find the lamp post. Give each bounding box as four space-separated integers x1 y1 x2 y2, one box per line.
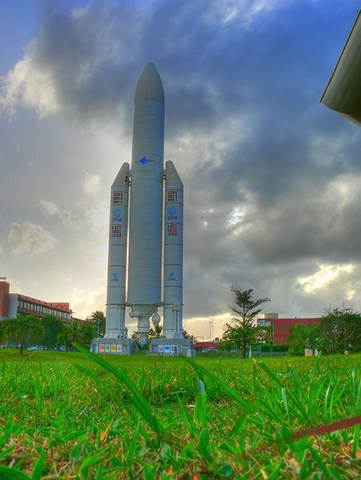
209 321 213 341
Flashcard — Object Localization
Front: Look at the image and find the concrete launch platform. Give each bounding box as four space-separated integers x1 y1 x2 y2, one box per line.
90 337 135 354
148 338 194 356
90 337 194 356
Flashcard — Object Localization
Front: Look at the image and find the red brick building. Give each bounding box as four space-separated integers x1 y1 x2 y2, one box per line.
273 318 320 345
0 279 83 323
0 279 10 319
257 317 321 345
194 340 220 351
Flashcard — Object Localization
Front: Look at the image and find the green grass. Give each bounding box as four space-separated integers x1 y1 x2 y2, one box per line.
0 349 360 479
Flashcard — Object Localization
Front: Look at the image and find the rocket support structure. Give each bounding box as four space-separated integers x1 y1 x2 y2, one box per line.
100 62 190 353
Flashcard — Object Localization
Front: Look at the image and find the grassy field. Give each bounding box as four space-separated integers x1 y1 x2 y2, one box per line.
0 349 360 479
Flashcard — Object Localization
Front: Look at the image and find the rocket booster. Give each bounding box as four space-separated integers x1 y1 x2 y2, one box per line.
105 63 184 343
104 163 129 338
164 160 183 339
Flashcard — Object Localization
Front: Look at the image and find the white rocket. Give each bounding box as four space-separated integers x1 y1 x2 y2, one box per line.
105 63 184 344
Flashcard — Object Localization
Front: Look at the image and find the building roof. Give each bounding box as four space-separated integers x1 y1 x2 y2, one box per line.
321 10 361 126
18 294 73 313
194 341 219 349
273 318 320 323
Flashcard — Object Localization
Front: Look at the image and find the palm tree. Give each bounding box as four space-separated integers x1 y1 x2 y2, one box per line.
182 328 195 340
41 315 64 350
59 321 95 351
148 323 163 338
1 314 44 354
287 323 320 356
59 321 83 351
89 310 106 338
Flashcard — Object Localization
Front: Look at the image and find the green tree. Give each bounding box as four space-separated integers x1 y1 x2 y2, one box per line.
255 325 272 344
217 338 235 352
89 310 106 338
148 323 163 339
59 321 95 351
41 315 65 350
287 323 320 356
57 327 71 351
223 286 270 358
78 322 96 348
1 314 44 354
131 331 148 351
66 320 82 344
182 329 195 341
58 321 82 351
319 308 361 354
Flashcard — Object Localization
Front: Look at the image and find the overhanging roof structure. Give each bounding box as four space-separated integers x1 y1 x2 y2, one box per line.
321 10 361 126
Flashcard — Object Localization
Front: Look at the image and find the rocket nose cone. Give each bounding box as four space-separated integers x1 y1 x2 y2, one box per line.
134 62 164 104
165 160 183 185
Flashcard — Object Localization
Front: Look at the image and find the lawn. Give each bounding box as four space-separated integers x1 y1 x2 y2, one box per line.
0 349 360 479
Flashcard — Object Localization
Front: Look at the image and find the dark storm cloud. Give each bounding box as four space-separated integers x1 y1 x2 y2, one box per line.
21 2 147 124
242 172 361 264
5 0 356 137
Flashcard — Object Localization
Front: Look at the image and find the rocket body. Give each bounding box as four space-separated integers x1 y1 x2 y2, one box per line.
128 64 165 329
105 63 183 343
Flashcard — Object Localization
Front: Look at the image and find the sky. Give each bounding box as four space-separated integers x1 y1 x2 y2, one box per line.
1 0 361 339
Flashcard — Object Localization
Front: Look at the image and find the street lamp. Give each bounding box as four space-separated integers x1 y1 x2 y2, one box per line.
209 321 214 341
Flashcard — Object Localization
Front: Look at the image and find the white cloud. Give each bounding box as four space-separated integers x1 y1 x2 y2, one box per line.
8 221 57 257
40 197 108 233
184 312 232 339
0 244 3 255
85 203 108 232
39 199 82 230
0 53 59 117
298 264 355 293
211 0 291 26
69 285 106 319
53 268 74 285
82 172 102 195
40 199 60 217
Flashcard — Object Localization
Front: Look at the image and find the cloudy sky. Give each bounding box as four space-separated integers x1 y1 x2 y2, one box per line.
1 0 361 338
